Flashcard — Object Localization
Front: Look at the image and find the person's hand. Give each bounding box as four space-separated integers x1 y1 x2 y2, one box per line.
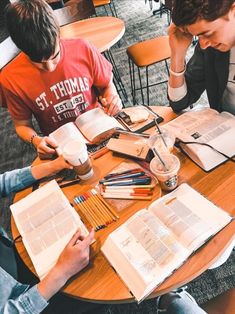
34 136 58 159
168 23 193 61
99 95 122 116
37 229 95 301
49 155 73 173
54 229 95 281
31 155 73 180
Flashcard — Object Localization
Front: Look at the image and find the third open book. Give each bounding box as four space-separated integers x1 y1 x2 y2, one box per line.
164 108 235 171
101 183 232 302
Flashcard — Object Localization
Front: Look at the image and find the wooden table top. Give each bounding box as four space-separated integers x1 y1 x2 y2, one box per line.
60 16 125 53
11 106 235 303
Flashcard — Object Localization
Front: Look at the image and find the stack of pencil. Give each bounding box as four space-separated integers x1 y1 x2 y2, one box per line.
74 189 119 231
99 168 154 200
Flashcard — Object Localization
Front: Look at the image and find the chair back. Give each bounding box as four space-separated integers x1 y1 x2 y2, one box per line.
0 37 19 71
56 0 95 26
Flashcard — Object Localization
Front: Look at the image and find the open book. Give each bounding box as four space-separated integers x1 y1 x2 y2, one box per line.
10 180 89 279
164 108 235 171
101 183 232 302
49 108 123 154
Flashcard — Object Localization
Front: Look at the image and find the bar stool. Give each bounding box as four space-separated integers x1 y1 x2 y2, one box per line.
126 35 170 106
93 0 118 17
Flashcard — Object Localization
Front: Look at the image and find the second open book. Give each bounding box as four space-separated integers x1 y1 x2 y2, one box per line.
164 108 235 171
101 183 232 303
49 108 123 154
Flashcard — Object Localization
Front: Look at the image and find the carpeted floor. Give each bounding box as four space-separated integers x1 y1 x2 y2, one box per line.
0 0 234 311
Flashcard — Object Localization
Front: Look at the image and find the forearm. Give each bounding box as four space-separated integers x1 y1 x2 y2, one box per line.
169 54 186 88
37 266 68 301
31 159 63 180
99 76 118 98
0 167 35 196
14 123 43 147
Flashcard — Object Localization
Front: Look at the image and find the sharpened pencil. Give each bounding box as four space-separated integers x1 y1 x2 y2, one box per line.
91 189 119 219
82 194 108 227
74 197 103 231
84 192 113 224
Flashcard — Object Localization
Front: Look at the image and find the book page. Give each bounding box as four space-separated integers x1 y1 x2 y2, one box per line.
11 180 88 278
75 108 123 143
164 108 235 170
49 122 87 155
148 184 232 252
102 209 188 302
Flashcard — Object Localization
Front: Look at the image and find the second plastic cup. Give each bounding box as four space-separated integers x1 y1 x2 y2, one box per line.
150 154 180 191
148 129 175 154
62 140 93 180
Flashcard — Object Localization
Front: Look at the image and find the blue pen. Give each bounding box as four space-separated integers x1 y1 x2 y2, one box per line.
103 177 151 186
99 171 145 183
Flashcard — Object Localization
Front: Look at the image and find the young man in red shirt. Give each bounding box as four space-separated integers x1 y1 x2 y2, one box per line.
1 0 122 158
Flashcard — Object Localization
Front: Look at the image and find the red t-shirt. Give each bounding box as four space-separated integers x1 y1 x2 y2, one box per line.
1 39 112 135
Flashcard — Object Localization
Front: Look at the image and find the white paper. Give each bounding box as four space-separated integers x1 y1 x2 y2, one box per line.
11 180 88 279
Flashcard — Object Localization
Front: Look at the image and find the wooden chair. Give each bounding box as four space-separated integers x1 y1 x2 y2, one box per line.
126 35 170 106
93 0 118 18
55 0 95 26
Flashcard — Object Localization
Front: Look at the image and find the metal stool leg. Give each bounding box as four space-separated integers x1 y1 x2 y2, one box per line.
165 59 170 76
146 66 150 106
128 57 134 104
105 50 128 102
110 0 118 17
137 67 145 105
104 5 109 16
132 61 137 105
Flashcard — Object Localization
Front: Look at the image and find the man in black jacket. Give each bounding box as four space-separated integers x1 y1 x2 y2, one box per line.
168 0 235 114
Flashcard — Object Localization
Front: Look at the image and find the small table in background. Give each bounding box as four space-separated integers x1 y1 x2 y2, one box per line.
60 16 128 101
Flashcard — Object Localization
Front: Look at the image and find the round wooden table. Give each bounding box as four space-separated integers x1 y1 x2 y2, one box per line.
60 16 125 53
11 107 235 303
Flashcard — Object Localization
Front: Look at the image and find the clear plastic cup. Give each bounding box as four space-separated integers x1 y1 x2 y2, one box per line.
62 140 93 180
150 154 180 191
148 129 175 154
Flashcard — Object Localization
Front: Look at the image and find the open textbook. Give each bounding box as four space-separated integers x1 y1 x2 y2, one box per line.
163 108 235 171
49 108 123 154
10 180 89 279
101 183 232 302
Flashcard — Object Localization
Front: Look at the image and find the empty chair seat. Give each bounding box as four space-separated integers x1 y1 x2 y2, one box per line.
126 35 170 106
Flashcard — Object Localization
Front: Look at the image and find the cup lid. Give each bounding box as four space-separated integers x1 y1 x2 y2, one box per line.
150 154 180 174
